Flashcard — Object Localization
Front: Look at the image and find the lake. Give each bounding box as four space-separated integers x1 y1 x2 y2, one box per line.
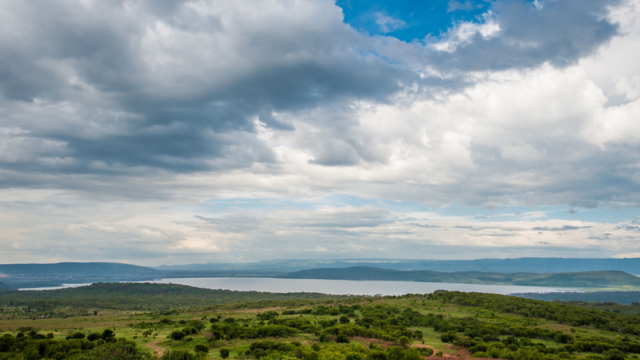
19 277 579 294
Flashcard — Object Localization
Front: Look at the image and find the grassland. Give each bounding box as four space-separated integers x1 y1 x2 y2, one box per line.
3 286 640 360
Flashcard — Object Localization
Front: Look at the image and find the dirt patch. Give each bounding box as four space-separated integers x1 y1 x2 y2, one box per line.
447 345 471 357
146 340 166 357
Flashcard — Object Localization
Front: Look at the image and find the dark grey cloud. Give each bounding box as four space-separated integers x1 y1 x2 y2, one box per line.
0 0 623 181
426 0 621 71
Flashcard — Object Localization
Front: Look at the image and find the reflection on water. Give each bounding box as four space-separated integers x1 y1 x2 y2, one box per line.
18 283 92 291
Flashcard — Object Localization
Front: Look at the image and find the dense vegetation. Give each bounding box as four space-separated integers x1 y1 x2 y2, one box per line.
3 287 640 360
281 267 640 287
515 293 640 306
0 283 345 312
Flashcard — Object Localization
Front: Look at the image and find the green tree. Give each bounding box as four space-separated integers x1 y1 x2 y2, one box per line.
398 336 410 347
220 348 230 359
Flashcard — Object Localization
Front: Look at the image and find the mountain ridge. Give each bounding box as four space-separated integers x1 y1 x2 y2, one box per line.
153 257 640 274
279 266 640 287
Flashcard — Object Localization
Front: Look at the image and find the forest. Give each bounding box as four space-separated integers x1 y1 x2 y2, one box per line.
0 283 345 312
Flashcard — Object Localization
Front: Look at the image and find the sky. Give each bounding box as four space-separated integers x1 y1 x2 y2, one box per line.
1 0 640 266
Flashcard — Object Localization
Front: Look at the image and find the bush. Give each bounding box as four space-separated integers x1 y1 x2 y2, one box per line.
194 344 209 353
70 332 86 339
605 349 626 360
76 341 153 360
340 316 350 324
161 350 201 360
336 334 350 343
370 350 387 360
87 333 101 341
170 331 186 341
220 347 230 359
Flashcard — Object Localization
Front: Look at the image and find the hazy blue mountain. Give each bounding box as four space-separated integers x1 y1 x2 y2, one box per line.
0 262 161 289
280 266 640 287
154 257 640 274
5 257 640 289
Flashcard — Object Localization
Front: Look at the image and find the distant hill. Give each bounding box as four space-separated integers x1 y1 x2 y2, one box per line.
154 257 640 274
280 266 640 287
0 282 8 291
0 262 161 289
0 282 343 310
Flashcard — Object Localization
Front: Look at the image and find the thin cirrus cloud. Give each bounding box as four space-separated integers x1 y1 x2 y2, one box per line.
0 0 639 264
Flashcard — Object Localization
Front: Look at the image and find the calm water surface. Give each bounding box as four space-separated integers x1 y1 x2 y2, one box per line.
146 277 576 295
20 277 578 294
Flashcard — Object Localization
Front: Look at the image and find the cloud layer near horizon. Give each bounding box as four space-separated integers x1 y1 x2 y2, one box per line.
1 0 640 264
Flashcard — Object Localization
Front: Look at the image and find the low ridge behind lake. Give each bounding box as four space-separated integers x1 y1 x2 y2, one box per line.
279 266 640 287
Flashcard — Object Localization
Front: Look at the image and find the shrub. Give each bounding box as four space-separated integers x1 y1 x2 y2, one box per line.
70 332 86 339
336 334 350 343
194 344 209 353
370 350 387 360
161 350 201 360
170 331 186 341
220 347 230 359
605 349 626 360
101 329 116 340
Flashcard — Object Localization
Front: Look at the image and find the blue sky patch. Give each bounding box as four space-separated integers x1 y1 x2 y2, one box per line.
336 0 491 42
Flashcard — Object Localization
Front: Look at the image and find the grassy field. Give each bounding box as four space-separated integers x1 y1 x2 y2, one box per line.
3 290 640 360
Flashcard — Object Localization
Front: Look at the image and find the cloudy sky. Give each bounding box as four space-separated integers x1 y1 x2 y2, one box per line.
1 0 640 265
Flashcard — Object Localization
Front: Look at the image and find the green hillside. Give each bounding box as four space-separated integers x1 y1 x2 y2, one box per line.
280 266 640 287
0 282 344 311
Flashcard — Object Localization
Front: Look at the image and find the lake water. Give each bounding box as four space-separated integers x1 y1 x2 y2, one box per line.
19 277 578 294
148 277 577 295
